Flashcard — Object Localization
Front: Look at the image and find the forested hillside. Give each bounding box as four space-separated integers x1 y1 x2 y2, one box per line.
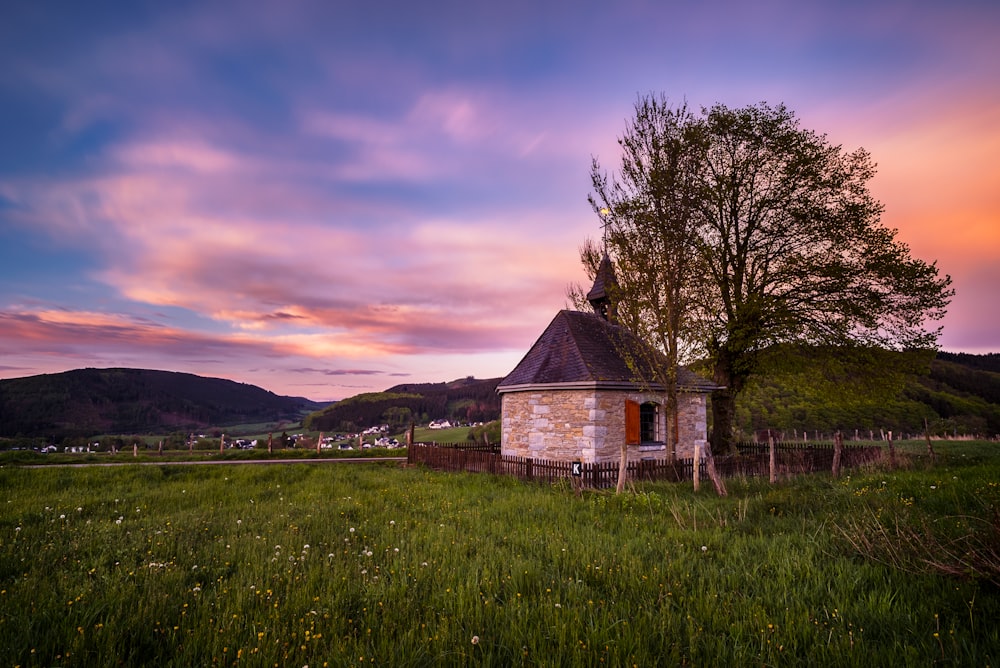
0 368 321 439
304 377 500 432
733 348 1000 438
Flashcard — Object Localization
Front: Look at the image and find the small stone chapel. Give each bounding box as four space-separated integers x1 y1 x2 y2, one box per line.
496 255 716 463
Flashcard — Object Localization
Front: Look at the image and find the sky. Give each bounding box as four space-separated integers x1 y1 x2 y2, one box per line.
1 0 998 401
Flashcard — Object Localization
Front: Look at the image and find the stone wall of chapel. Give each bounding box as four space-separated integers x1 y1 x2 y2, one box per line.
500 389 599 461
502 388 708 464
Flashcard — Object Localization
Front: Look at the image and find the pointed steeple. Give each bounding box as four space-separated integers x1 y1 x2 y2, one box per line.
586 252 618 322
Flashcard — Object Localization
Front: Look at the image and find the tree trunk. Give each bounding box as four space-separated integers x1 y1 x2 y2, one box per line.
665 389 678 462
709 387 738 456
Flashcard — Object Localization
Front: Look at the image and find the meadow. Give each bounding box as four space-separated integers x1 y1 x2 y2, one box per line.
1 442 998 666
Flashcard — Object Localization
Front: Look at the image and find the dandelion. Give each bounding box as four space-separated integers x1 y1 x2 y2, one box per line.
471 636 479 645
116 516 123 525
701 545 708 552
390 520 395 526
349 527 355 533
303 544 310 550
60 514 66 520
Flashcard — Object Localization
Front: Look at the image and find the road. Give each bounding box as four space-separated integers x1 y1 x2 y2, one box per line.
22 457 408 468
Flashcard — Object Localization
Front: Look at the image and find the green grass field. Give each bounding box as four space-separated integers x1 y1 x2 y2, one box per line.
1 442 998 666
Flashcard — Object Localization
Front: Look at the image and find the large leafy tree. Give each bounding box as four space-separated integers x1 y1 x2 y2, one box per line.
584 97 953 454
587 97 705 457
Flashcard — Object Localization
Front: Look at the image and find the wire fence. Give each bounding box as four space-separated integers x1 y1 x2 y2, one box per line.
407 440 884 489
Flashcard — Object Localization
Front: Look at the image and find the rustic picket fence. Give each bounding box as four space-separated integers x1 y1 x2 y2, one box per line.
407 441 883 489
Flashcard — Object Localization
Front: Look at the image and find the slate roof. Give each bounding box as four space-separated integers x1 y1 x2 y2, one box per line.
497 310 717 393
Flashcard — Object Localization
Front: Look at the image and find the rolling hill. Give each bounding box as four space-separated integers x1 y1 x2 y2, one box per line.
732 349 1000 438
304 376 501 432
0 368 324 439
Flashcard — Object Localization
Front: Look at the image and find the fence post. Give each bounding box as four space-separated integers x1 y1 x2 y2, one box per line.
924 418 937 464
832 431 843 479
220 433 225 454
768 433 776 484
526 457 533 481
693 443 701 492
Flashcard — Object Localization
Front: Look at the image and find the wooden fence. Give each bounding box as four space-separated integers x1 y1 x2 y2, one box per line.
407 441 883 489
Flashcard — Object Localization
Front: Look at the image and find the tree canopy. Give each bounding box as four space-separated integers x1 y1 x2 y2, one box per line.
583 96 953 453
